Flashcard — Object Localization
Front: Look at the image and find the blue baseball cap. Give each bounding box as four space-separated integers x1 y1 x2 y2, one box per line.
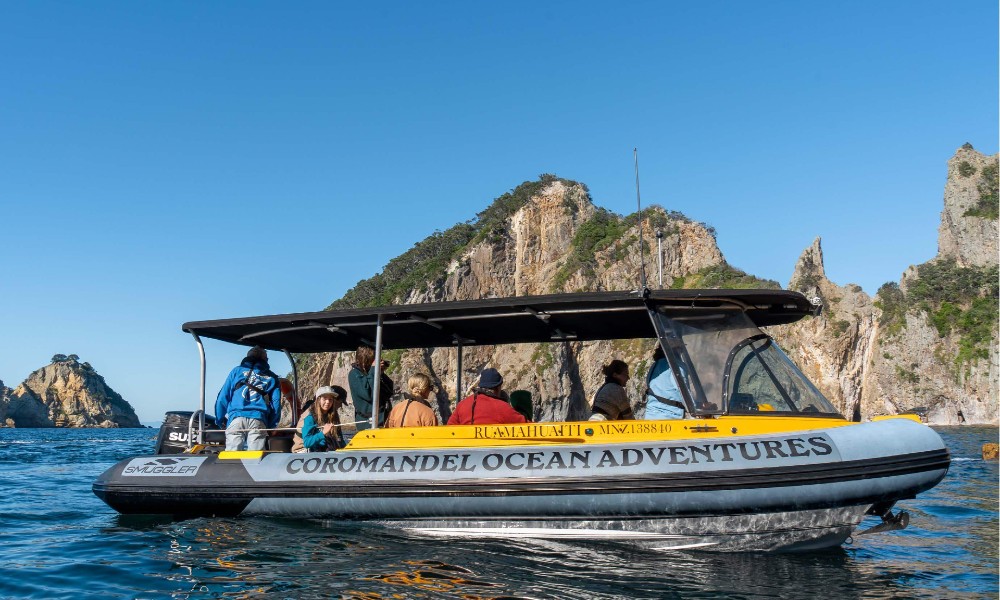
478 368 503 389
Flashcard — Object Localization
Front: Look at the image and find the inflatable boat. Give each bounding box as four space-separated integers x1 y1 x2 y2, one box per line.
93 290 949 551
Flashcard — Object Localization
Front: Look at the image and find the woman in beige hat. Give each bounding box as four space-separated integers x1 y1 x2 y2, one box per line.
292 385 347 452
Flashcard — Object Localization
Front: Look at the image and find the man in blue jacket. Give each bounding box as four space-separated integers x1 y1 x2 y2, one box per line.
215 346 281 451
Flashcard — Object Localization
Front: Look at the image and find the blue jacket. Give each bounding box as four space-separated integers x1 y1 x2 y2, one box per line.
215 358 281 428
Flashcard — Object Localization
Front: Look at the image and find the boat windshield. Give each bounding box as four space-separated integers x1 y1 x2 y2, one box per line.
652 309 841 417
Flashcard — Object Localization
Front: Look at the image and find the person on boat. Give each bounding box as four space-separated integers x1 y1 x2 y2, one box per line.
385 373 439 428
447 368 527 425
292 385 347 453
643 346 687 420
215 345 282 451
348 344 395 431
279 378 298 423
589 359 635 421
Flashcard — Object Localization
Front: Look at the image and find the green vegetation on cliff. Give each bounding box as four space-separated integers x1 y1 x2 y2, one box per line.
963 163 998 220
327 222 476 309
876 259 999 370
551 208 629 290
670 263 780 290
550 206 714 292
874 282 907 336
330 174 583 309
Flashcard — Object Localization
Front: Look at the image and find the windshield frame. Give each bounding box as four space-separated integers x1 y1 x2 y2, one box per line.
648 304 842 419
723 334 797 412
646 304 733 417
723 334 843 418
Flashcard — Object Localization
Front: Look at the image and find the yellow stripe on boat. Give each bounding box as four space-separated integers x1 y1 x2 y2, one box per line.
343 416 855 451
218 450 266 460
872 414 923 423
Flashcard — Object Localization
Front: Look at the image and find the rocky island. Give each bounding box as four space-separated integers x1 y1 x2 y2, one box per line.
0 354 141 428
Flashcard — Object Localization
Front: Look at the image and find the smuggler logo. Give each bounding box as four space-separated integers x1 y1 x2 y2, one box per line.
122 456 207 477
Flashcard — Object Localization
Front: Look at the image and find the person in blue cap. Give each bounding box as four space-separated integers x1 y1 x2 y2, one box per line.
447 368 527 425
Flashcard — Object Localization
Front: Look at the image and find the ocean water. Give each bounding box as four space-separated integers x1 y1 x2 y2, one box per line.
0 426 995 599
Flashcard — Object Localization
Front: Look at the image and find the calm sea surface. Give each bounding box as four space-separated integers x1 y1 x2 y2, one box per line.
0 426 996 599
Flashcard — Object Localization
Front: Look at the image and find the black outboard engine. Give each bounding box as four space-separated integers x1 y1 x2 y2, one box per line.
154 411 218 455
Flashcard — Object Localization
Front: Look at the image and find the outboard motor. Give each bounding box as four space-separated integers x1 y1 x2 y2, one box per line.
154 411 218 455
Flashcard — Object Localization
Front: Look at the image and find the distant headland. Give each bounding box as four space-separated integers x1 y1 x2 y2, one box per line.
0 354 141 428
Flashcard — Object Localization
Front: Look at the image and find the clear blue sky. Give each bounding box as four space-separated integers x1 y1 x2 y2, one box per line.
1 1 996 422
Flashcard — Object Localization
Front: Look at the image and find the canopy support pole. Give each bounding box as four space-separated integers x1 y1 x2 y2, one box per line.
456 340 463 403
371 314 384 429
283 349 299 423
192 333 206 446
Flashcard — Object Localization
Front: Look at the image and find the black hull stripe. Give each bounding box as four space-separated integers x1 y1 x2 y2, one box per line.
94 448 949 500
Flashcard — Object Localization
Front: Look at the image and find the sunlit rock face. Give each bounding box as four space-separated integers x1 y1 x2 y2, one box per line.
294 148 997 426
777 147 998 425
773 238 879 422
1 377 55 427
937 146 998 268
294 178 721 426
11 356 141 428
866 148 998 425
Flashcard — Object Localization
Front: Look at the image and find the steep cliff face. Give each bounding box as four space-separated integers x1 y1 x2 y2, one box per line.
294 147 997 427
12 356 141 428
867 148 998 424
0 378 55 427
775 147 998 424
937 145 998 267
776 238 878 421
296 178 725 425
0 380 8 424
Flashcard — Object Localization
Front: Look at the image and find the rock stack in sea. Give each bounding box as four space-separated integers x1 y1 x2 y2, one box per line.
292 146 997 426
775 145 998 424
0 355 141 428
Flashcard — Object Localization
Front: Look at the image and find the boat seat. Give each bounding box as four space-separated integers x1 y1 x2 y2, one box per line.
509 390 533 421
204 430 226 444
267 434 293 453
730 393 758 412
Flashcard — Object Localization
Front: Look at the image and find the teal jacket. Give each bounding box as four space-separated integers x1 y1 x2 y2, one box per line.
348 365 393 431
300 413 341 451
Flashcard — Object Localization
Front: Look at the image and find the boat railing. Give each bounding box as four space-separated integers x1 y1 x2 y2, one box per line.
185 414 370 450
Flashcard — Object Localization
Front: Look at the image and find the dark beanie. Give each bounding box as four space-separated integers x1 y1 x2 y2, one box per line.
246 346 268 363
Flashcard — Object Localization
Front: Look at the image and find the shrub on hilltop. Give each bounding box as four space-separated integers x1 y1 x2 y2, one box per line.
330 174 585 309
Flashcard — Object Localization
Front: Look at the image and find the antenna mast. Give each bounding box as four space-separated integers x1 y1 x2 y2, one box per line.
634 148 648 290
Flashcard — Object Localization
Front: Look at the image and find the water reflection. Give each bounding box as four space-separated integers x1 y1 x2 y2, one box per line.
118 518 942 599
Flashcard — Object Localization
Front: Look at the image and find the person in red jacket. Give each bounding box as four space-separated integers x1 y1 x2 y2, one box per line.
447 368 527 425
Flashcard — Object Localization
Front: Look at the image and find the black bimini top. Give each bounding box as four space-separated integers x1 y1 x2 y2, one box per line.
182 289 817 354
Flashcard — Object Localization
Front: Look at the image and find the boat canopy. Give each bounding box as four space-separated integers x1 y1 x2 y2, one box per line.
182 289 818 353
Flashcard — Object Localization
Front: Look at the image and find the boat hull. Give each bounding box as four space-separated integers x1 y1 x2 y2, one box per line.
93 419 949 551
